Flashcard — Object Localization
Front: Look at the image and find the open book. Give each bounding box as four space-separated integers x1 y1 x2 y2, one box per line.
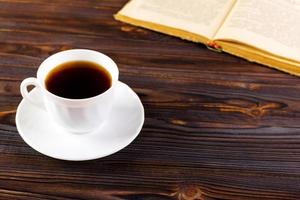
115 0 300 76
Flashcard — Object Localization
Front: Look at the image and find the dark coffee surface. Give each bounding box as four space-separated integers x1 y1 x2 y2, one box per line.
45 61 111 99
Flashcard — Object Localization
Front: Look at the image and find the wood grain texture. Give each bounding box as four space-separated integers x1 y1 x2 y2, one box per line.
1 0 300 199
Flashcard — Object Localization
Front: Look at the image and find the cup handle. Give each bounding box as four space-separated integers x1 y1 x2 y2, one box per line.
20 77 44 110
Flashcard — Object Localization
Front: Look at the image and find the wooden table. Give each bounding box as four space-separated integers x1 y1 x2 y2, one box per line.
1 0 300 199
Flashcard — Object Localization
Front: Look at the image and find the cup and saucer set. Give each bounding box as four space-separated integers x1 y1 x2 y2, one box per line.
15 49 144 161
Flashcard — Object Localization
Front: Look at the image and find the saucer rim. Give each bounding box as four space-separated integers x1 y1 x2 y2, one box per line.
15 81 144 161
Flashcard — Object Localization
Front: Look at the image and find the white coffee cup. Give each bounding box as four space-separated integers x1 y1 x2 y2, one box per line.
20 49 119 133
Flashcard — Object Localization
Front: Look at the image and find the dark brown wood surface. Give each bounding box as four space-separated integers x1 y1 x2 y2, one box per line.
1 0 300 199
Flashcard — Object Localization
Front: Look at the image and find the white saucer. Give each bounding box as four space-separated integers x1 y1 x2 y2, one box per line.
15 82 144 161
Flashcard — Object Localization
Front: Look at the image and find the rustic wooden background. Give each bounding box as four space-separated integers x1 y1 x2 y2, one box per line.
1 0 300 199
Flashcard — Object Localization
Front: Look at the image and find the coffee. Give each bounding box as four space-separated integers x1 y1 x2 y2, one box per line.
45 61 112 99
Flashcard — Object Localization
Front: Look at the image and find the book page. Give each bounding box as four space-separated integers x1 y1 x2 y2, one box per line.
117 0 235 40
215 0 300 62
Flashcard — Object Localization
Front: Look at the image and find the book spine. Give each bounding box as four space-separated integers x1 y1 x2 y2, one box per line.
207 41 222 53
